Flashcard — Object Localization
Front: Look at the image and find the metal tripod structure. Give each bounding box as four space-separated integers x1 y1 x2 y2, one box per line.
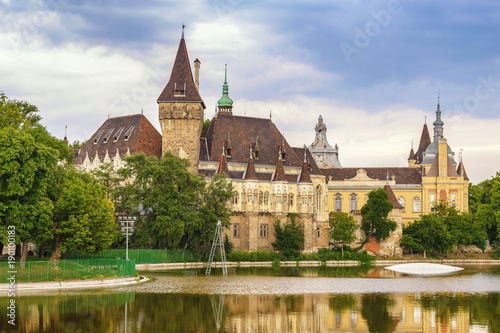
206 221 227 275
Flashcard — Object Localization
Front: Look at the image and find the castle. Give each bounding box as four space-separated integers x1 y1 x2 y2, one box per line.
73 33 469 254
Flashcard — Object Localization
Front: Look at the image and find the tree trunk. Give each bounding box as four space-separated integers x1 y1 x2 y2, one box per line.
0 242 3 256
38 245 45 258
50 239 61 261
20 239 29 267
341 244 344 257
423 250 426 258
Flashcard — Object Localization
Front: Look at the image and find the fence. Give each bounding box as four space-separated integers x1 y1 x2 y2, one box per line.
0 258 135 283
67 249 197 264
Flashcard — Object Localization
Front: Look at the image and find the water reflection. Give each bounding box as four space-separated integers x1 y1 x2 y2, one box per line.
1 267 500 332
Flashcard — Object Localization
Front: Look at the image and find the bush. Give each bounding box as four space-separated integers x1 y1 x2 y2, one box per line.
227 250 279 262
272 216 304 260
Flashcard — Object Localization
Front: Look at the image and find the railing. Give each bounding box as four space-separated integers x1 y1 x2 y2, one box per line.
0 258 135 282
67 249 197 264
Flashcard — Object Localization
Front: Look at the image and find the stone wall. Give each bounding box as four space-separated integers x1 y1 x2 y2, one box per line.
158 102 204 173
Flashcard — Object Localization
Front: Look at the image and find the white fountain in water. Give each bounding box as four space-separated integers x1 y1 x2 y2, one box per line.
385 263 464 276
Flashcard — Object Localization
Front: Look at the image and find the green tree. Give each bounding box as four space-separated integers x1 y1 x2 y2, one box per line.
202 119 210 132
360 188 396 243
470 173 500 243
0 128 58 263
0 91 42 129
402 214 452 257
272 215 305 259
329 212 357 257
117 152 233 252
50 167 116 260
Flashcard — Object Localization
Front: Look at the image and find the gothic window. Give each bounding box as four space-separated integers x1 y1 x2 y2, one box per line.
260 224 268 238
451 194 456 207
350 194 358 212
283 195 287 205
302 197 307 205
316 227 320 238
398 196 406 213
233 224 239 238
264 192 269 205
430 194 435 212
289 194 294 206
276 195 282 204
232 192 239 204
315 186 322 212
247 194 253 203
335 195 342 212
413 197 421 212
259 191 263 204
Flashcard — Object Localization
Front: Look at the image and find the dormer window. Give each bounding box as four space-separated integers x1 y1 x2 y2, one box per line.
253 150 259 159
93 130 104 145
102 128 114 144
113 127 124 142
174 83 186 97
124 126 135 141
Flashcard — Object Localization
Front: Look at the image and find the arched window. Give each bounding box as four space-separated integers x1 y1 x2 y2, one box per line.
264 192 269 205
413 197 421 212
350 194 357 212
259 191 263 204
335 195 342 212
289 194 294 206
232 192 239 204
398 196 405 213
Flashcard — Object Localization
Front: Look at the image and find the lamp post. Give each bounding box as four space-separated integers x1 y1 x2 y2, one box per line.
119 216 136 260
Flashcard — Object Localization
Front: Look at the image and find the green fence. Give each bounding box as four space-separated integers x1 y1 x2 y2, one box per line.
67 249 197 264
0 258 135 283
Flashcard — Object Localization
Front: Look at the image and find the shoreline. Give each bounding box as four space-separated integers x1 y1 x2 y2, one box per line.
136 258 500 270
0 275 148 293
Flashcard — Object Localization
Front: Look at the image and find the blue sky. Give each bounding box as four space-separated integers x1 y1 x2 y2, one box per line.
0 0 499 183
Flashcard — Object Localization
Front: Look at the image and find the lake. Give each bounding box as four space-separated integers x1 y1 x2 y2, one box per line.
1 265 500 332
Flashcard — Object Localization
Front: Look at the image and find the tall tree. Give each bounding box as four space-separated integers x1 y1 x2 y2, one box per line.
0 128 58 263
360 188 396 243
0 91 41 129
329 212 357 257
50 166 116 260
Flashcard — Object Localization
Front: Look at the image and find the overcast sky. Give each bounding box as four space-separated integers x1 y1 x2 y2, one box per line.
1 0 499 184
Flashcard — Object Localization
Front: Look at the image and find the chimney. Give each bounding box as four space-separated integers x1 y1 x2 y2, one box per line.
194 58 200 92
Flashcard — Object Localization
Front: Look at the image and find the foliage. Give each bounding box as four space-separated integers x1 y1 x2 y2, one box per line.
202 119 210 132
91 162 124 200
116 152 233 254
69 140 86 149
361 294 395 333
329 212 357 257
299 248 374 264
402 214 452 257
0 91 42 129
469 172 500 243
50 166 116 259
27 124 73 163
227 250 280 262
0 128 58 263
272 215 305 259
224 234 234 255
361 188 396 243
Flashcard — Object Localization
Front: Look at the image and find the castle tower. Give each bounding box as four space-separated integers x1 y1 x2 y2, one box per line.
217 64 233 115
308 115 341 168
157 30 206 172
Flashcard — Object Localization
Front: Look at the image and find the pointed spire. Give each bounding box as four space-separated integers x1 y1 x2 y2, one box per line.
216 143 231 177
157 34 205 108
272 148 287 182
298 150 312 183
244 144 258 180
217 64 233 114
181 23 185 39
415 122 431 163
433 93 444 141
408 146 416 161
383 184 404 209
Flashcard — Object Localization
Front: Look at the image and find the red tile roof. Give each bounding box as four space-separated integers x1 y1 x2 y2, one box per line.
383 184 404 209
272 158 287 181
244 156 258 180
73 114 162 165
426 154 458 177
415 123 431 163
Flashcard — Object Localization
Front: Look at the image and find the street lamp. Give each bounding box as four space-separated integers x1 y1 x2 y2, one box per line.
119 216 137 260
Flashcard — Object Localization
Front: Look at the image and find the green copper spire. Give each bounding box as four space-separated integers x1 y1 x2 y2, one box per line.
217 64 233 113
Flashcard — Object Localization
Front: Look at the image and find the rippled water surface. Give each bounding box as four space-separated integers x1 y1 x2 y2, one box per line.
1 265 500 332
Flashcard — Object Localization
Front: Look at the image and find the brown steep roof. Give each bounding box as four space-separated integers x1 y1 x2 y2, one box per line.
157 38 205 108
415 124 431 164
200 114 304 168
292 147 321 175
298 160 312 183
272 158 287 181
426 154 459 177
408 148 416 161
383 184 404 209
456 162 469 180
243 156 258 180
321 167 422 185
216 153 231 178
73 114 162 165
